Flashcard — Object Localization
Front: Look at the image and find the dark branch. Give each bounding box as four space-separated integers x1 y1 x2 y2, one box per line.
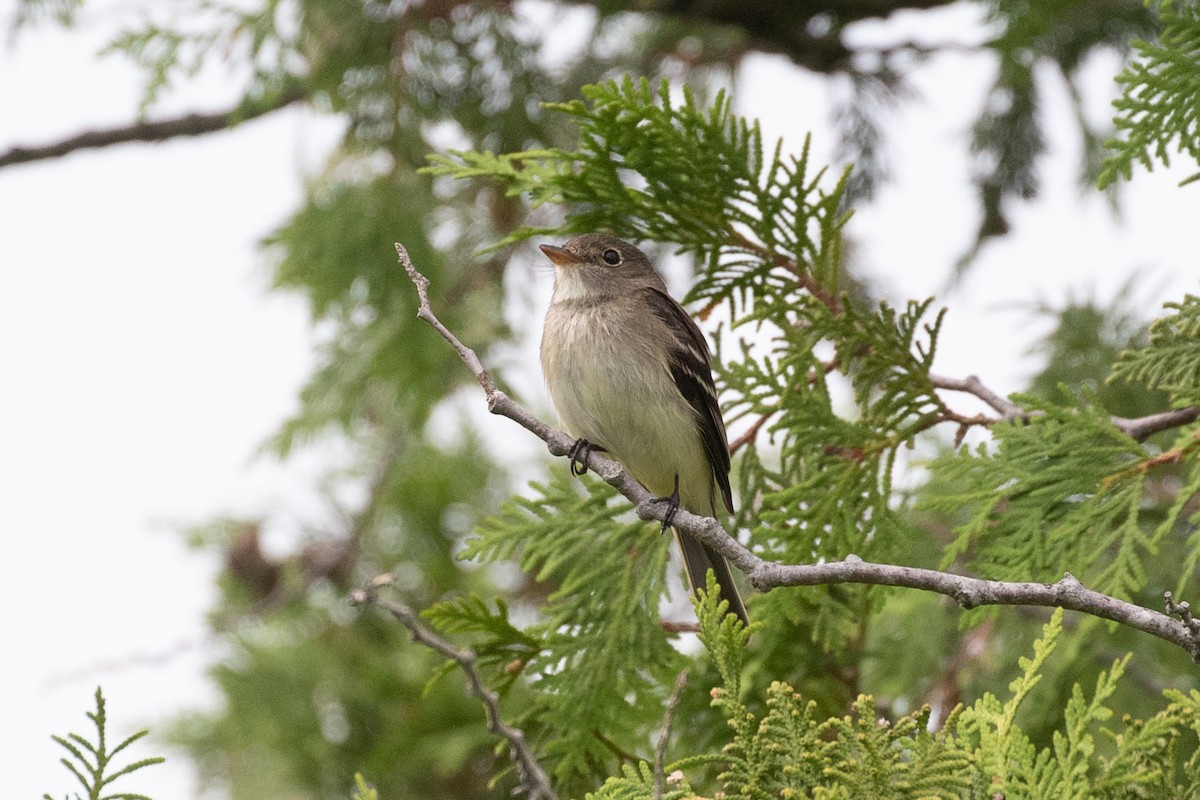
351 576 559 800
602 0 962 73
0 83 308 169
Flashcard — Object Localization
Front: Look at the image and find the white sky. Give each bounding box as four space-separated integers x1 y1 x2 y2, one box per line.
2 1 1198 798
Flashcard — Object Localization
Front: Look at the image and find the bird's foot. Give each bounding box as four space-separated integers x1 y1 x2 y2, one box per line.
648 473 682 534
568 438 607 477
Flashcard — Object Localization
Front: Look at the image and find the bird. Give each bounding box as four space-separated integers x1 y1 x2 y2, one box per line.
538 232 748 625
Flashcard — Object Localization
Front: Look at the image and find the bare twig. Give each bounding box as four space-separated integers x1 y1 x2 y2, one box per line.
396 243 1200 662
1114 407 1200 441
728 410 775 454
661 620 702 634
0 83 308 169
654 668 690 800
929 373 1023 420
351 576 558 800
931 372 1200 442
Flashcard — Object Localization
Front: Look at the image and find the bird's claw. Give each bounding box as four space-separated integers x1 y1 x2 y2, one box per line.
650 473 682 534
568 438 606 477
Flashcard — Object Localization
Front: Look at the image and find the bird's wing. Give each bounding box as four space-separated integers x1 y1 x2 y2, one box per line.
643 287 734 514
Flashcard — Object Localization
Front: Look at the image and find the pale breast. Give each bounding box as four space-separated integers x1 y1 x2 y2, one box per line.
541 300 717 515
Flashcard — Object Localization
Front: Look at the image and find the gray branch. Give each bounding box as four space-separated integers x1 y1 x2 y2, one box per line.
929 373 1024 419
351 576 558 800
930 372 1200 442
396 243 1200 663
1114 407 1200 441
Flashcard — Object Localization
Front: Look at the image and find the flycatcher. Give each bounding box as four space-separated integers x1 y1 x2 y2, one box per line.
539 233 749 624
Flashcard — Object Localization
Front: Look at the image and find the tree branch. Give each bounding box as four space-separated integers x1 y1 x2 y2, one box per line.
396 242 1200 663
930 372 1200 443
929 373 1023 419
1114 406 1200 441
351 575 559 800
0 83 308 169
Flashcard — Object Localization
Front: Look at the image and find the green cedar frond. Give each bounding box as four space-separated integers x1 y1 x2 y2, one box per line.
1110 293 1200 404
735 295 946 633
921 392 1154 598
586 760 694 800
425 76 851 297
692 608 1118 800
1100 2 1200 186
421 594 541 695
102 25 214 112
717 681 825 800
950 611 1063 796
43 687 165 800
1163 688 1200 781
695 571 752 715
1037 657 1127 797
351 773 379 800
11 0 84 30
464 472 685 785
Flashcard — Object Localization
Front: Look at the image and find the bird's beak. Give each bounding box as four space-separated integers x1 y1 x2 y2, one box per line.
539 244 583 268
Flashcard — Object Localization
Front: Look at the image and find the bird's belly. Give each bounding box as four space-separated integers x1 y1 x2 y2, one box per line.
546 337 713 513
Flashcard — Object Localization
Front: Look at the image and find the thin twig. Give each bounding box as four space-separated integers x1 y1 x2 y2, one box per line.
929 373 1023 420
931 373 1200 442
728 410 775 454
654 668 690 800
395 243 1200 662
661 620 702 634
351 576 558 800
1166 592 1200 640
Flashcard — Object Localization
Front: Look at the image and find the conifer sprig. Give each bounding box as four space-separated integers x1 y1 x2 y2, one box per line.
457 472 685 784
1101 1 1200 186
43 688 164 800
592 607 1200 799
1111 294 1200 403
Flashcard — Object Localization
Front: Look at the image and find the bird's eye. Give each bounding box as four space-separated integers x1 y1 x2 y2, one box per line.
602 248 621 266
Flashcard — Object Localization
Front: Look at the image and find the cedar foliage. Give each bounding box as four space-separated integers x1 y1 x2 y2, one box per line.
18 0 1200 796
43 688 165 800
1100 1 1200 187
419 54 1200 792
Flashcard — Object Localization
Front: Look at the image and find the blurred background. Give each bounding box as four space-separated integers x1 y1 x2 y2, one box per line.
3 0 1199 797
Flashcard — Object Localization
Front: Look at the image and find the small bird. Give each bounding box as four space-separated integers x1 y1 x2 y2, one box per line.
539 233 748 624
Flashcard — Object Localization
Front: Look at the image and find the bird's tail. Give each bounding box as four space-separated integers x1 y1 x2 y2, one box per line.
673 529 749 625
